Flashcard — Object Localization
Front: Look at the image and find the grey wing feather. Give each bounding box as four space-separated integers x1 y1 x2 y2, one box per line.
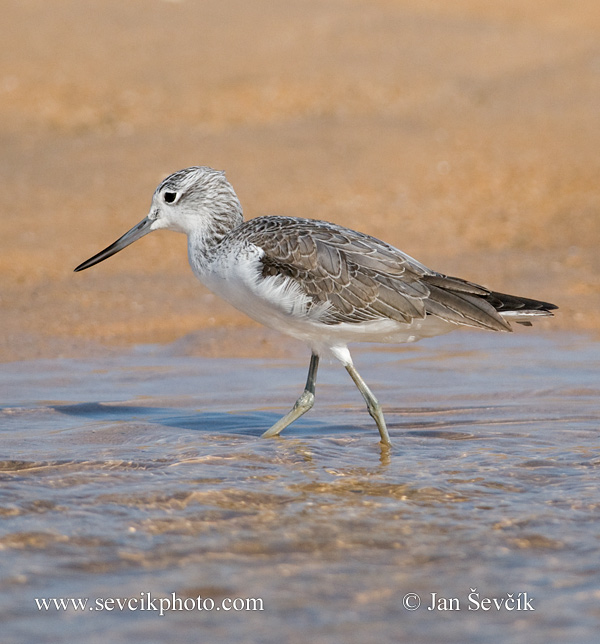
237 216 555 330
243 217 430 325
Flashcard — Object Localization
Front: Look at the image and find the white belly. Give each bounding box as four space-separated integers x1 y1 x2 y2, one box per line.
189 243 456 358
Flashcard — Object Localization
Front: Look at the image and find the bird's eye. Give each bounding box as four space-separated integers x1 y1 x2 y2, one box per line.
163 191 178 204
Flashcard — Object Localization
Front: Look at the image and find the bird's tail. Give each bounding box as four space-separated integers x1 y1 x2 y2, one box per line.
486 290 558 327
422 273 557 330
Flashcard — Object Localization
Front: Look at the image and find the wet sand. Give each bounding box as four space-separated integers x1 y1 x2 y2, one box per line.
2 0 600 362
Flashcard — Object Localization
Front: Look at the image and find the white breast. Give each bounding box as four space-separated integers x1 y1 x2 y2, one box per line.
186 238 458 357
189 241 328 325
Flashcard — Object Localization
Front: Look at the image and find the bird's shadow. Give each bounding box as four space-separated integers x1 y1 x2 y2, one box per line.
51 401 329 438
51 401 492 443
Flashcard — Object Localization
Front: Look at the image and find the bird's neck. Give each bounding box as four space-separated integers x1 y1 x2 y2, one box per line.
187 209 243 271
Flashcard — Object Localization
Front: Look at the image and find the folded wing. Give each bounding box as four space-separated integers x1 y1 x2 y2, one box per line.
239 217 557 331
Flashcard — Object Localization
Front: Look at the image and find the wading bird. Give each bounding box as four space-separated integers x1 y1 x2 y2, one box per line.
75 167 557 446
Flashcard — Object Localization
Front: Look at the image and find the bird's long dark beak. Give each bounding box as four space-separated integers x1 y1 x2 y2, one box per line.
74 215 154 272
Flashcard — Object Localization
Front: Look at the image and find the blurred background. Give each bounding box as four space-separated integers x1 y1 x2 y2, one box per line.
2 0 599 361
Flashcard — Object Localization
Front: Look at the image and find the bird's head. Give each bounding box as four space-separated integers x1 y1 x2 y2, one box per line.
74 166 243 272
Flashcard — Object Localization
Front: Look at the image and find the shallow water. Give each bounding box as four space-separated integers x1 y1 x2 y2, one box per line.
1 332 599 643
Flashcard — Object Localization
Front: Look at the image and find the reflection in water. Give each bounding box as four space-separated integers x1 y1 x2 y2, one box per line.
0 333 599 643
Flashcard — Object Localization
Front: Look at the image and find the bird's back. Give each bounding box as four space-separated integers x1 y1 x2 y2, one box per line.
218 216 556 335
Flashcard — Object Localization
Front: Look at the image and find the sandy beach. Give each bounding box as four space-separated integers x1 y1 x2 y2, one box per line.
2 0 599 360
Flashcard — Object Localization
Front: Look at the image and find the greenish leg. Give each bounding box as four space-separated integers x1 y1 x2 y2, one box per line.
344 363 392 447
262 353 320 439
